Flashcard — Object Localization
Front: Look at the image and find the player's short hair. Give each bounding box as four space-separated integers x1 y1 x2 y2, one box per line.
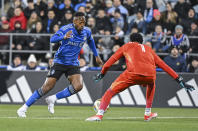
130 33 143 44
74 12 85 17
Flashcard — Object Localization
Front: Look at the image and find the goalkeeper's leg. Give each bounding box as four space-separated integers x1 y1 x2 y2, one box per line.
86 72 131 121
144 83 157 121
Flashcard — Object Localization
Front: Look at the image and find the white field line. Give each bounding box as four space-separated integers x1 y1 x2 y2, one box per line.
0 116 198 120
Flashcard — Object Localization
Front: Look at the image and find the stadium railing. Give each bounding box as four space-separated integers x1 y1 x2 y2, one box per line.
0 33 198 66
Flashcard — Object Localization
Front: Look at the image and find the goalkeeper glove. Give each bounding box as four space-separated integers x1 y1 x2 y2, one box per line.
175 76 195 92
93 73 105 83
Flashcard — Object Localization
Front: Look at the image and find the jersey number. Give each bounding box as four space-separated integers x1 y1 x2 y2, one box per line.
139 44 145 52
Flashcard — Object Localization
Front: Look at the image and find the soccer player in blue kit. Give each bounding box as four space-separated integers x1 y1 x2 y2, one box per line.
17 12 103 117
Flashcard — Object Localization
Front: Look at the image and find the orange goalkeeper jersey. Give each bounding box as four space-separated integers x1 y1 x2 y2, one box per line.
101 42 178 79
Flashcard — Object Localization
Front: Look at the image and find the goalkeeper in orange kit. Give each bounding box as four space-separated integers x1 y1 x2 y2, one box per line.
86 33 195 122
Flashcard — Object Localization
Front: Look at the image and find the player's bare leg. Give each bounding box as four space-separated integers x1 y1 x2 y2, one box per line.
17 77 57 117
46 74 83 114
144 83 158 121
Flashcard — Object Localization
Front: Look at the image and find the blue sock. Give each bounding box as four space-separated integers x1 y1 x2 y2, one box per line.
25 90 41 107
56 85 75 99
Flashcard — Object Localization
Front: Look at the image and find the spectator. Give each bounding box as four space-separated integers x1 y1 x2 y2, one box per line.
108 0 128 16
22 0 37 7
188 57 198 73
124 0 139 16
24 54 41 70
0 15 8 24
146 9 164 34
74 1 86 12
151 25 167 52
164 25 190 54
143 0 154 24
27 25 47 51
77 6 86 14
110 9 125 32
124 27 139 43
60 10 73 26
188 21 198 53
72 0 86 8
0 20 11 64
161 2 178 35
35 0 47 20
60 0 74 14
0 21 11 50
12 21 26 51
7 0 23 20
43 9 57 33
87 17 98 34
29 21 48 61
24 0 39 19
85 2 95 18
96 29 114 61
27 11 41 32
95 9 112 32
7 55 24 71
174 0 191 19
127 8 145 34
113 26 124 46
105 0 113 14
30 21 45 33
9 7 27 30
164 47 187 72
47 0 58 15
180 8 197 33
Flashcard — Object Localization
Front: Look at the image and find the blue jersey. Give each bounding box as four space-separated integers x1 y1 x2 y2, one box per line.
50 23 98 66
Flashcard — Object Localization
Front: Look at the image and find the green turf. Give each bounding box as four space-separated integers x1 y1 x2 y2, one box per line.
0 104 198 131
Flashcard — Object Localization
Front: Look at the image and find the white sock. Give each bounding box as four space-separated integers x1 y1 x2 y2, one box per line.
96 109 105 116
23 104 29 111
145 108 151 115
51 95 57 102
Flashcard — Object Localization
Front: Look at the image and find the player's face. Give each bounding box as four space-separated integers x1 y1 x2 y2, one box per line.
73 16 86 31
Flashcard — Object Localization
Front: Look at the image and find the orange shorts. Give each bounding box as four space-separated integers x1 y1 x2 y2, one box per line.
110 70 155 93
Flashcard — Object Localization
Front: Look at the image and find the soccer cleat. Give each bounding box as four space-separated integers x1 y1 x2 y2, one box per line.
17 106 27 118
45 96 55 114
144 112 158 121
86 115 103 121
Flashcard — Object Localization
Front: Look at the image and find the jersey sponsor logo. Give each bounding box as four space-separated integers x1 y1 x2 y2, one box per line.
67 41 84 47
167 78 198 107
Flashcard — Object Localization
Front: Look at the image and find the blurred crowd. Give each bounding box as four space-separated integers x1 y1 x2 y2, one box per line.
0 0 198 73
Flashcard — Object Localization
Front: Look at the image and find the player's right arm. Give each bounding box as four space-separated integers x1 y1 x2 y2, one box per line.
50 26 72 43
101 46 124 75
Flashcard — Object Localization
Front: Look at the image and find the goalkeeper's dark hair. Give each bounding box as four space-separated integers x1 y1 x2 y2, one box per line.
74 12 85 17
130 33 143 44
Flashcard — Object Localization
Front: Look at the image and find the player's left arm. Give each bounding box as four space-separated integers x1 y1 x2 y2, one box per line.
87 30 103 66
152 51 195 92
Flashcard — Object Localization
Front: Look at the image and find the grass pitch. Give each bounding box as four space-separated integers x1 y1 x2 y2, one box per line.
0 104 198 131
